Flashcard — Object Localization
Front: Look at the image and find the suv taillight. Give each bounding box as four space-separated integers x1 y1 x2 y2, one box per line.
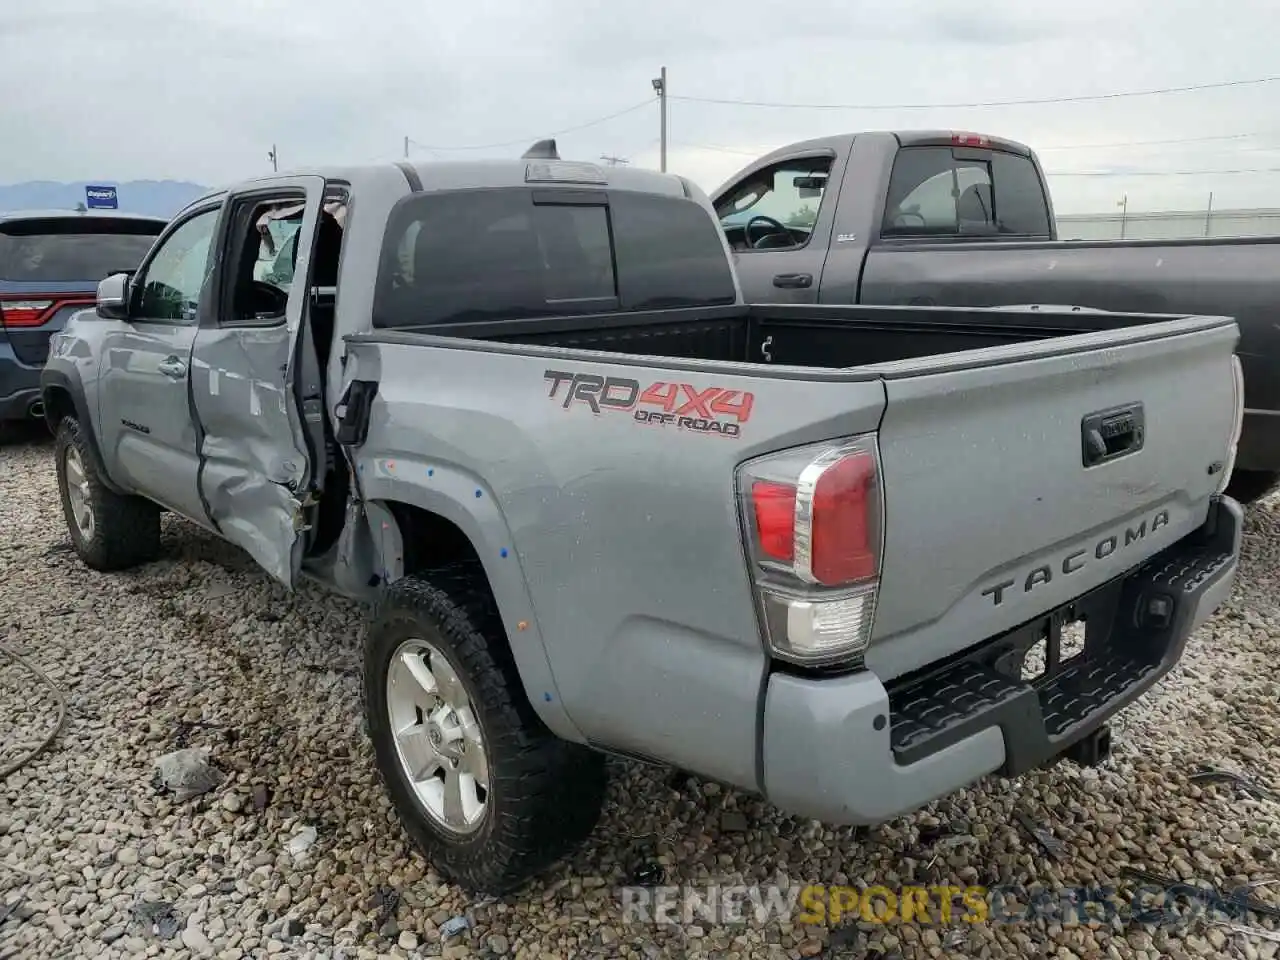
0 299 55 328
737 436 884 667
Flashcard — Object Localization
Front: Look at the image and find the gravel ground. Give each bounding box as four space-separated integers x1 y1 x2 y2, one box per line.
2 434 1279 960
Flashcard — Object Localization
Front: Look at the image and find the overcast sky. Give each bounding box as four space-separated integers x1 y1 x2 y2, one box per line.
4 0 1279 213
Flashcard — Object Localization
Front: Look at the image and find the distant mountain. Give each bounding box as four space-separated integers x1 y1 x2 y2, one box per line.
0 180 209 219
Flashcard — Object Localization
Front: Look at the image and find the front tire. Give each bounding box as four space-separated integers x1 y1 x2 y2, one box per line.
54 418 162 571
364 566 607 895
1225 469 1280 505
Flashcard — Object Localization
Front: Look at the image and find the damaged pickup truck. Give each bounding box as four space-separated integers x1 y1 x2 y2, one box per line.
42 146 1245 894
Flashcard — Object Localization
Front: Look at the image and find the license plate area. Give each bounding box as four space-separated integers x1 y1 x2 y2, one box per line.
996 609 1089 686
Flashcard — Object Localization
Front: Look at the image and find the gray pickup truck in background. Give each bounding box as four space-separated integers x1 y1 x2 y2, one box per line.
42 147 1244 894
713 130 1280 504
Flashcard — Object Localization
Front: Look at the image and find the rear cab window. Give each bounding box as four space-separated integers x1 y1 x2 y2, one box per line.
372 187 737 328
0 217 163 283
880 144 1052 239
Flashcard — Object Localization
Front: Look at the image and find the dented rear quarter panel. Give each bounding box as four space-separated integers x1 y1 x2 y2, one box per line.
343 334 887 790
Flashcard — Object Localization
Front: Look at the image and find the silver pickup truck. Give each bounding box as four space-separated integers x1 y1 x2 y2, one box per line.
41 146 1245 894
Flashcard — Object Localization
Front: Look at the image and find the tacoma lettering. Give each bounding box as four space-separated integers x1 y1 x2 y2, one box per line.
982 509 1171 607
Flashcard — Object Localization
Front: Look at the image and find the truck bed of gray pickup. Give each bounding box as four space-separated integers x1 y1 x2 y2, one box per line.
42 154 1245 894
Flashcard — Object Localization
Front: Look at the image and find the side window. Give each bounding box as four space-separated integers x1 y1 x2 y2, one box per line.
714 157 832 251
219 195 347 326
253 217 304 291
135 209 219 322
882 146 1051 238
224 197 307 324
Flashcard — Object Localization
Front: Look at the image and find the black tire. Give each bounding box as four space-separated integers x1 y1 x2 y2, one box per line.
54 417 162 571
364 566 607 895
1225 469 1280 505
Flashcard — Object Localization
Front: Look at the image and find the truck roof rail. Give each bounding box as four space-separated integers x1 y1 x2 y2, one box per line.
521 139 560 160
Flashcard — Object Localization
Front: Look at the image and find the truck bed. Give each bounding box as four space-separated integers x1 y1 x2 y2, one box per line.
347 301 1240 683
393 302 1219 372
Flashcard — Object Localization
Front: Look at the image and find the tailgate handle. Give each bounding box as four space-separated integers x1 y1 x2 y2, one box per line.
1081 403 1145 468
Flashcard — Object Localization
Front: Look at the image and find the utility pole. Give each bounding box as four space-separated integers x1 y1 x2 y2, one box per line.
600 155 630 167
404 136 410 159
268 145 278 172
1204 191 1215 237
652 66 667 172
1117 193 1128 240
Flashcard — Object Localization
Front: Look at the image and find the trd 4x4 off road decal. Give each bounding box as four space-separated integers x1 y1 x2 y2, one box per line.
544 370 755 438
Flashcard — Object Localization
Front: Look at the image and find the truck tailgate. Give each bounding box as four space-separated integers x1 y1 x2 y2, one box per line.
865 315 1240 680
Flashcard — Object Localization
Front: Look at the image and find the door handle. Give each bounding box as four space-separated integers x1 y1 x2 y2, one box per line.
772 273 813 289
157 356 187 379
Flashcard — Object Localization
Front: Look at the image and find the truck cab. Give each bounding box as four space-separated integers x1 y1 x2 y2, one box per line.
713 130 1056 305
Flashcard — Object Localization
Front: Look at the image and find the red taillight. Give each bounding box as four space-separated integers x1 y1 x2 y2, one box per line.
809 451 876 584
752 481 796 562
951 133 992 148
737 436 883 666
0 300 55 328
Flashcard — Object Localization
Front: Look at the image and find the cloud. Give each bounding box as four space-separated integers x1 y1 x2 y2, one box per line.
2 0 1279 213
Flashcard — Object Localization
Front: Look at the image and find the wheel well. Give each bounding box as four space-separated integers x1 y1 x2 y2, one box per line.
42 386 75 433
386 502 484 576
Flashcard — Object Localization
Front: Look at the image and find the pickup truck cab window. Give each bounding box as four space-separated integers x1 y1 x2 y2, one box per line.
219 195 308 325
715 157 832 252
133 208 219 324
373 187 735 328
253 211 305 293
376 187 616 328
881 146 1051 239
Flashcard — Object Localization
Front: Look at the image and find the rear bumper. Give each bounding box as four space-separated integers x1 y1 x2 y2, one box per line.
0 342 43 423
1235 408 1280 473
760 495 1242 825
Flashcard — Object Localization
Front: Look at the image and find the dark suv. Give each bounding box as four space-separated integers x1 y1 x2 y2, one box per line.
1 210 166 440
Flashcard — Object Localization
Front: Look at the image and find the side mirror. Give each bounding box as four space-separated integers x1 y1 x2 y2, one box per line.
96 273 131 320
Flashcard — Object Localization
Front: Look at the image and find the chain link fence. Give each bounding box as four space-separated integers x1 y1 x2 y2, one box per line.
1057 208 1280 241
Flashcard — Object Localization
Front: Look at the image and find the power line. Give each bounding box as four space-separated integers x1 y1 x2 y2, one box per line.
1048 166 1280 177
668 75 1280 111
408 100 653 152
672 141 761 157
675 131 1280 162
1038 132 1259 151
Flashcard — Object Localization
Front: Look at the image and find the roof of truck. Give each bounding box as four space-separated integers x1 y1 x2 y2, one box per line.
176 158 698 219
711 130 1037 197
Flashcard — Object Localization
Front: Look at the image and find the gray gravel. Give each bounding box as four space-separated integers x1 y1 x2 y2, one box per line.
2 434 1279 960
